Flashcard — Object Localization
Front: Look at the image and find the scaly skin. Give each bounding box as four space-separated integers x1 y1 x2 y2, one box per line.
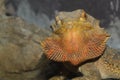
41 10 109 65
47 10 120 80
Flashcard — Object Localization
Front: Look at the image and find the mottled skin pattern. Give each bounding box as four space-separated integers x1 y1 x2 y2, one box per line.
41 10 109 65
74 47 120 80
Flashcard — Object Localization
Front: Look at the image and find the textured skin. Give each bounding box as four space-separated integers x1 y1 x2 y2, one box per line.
41 10 120 80
77 47 120 80
41 10 110 65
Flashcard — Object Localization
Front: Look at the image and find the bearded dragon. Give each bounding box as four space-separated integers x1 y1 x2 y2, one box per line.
41 10 109 65
41 9 120 80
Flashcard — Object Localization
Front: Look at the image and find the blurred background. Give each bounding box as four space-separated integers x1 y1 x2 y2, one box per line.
5 0 120 49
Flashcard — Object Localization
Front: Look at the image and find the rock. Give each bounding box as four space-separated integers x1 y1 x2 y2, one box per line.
0 0 59 80
73 47 120 80
0 17 49 80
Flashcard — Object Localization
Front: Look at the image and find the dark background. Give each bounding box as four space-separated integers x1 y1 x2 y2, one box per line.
5 0 120 49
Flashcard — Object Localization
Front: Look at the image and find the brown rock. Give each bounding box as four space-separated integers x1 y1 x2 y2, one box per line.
0 0 54 79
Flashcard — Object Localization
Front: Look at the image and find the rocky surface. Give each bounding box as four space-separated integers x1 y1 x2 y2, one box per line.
0 16 49 79
74 47 120 80
0 0 59 80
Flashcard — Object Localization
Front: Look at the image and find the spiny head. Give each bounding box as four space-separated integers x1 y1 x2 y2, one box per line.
41 10 110 65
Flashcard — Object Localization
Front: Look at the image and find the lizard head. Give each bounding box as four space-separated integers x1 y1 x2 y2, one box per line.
41 10 110 65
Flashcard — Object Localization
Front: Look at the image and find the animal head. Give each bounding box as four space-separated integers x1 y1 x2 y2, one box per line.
41 10 110 65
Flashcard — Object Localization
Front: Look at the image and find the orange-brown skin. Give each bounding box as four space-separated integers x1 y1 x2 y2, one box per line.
41 10 110 65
